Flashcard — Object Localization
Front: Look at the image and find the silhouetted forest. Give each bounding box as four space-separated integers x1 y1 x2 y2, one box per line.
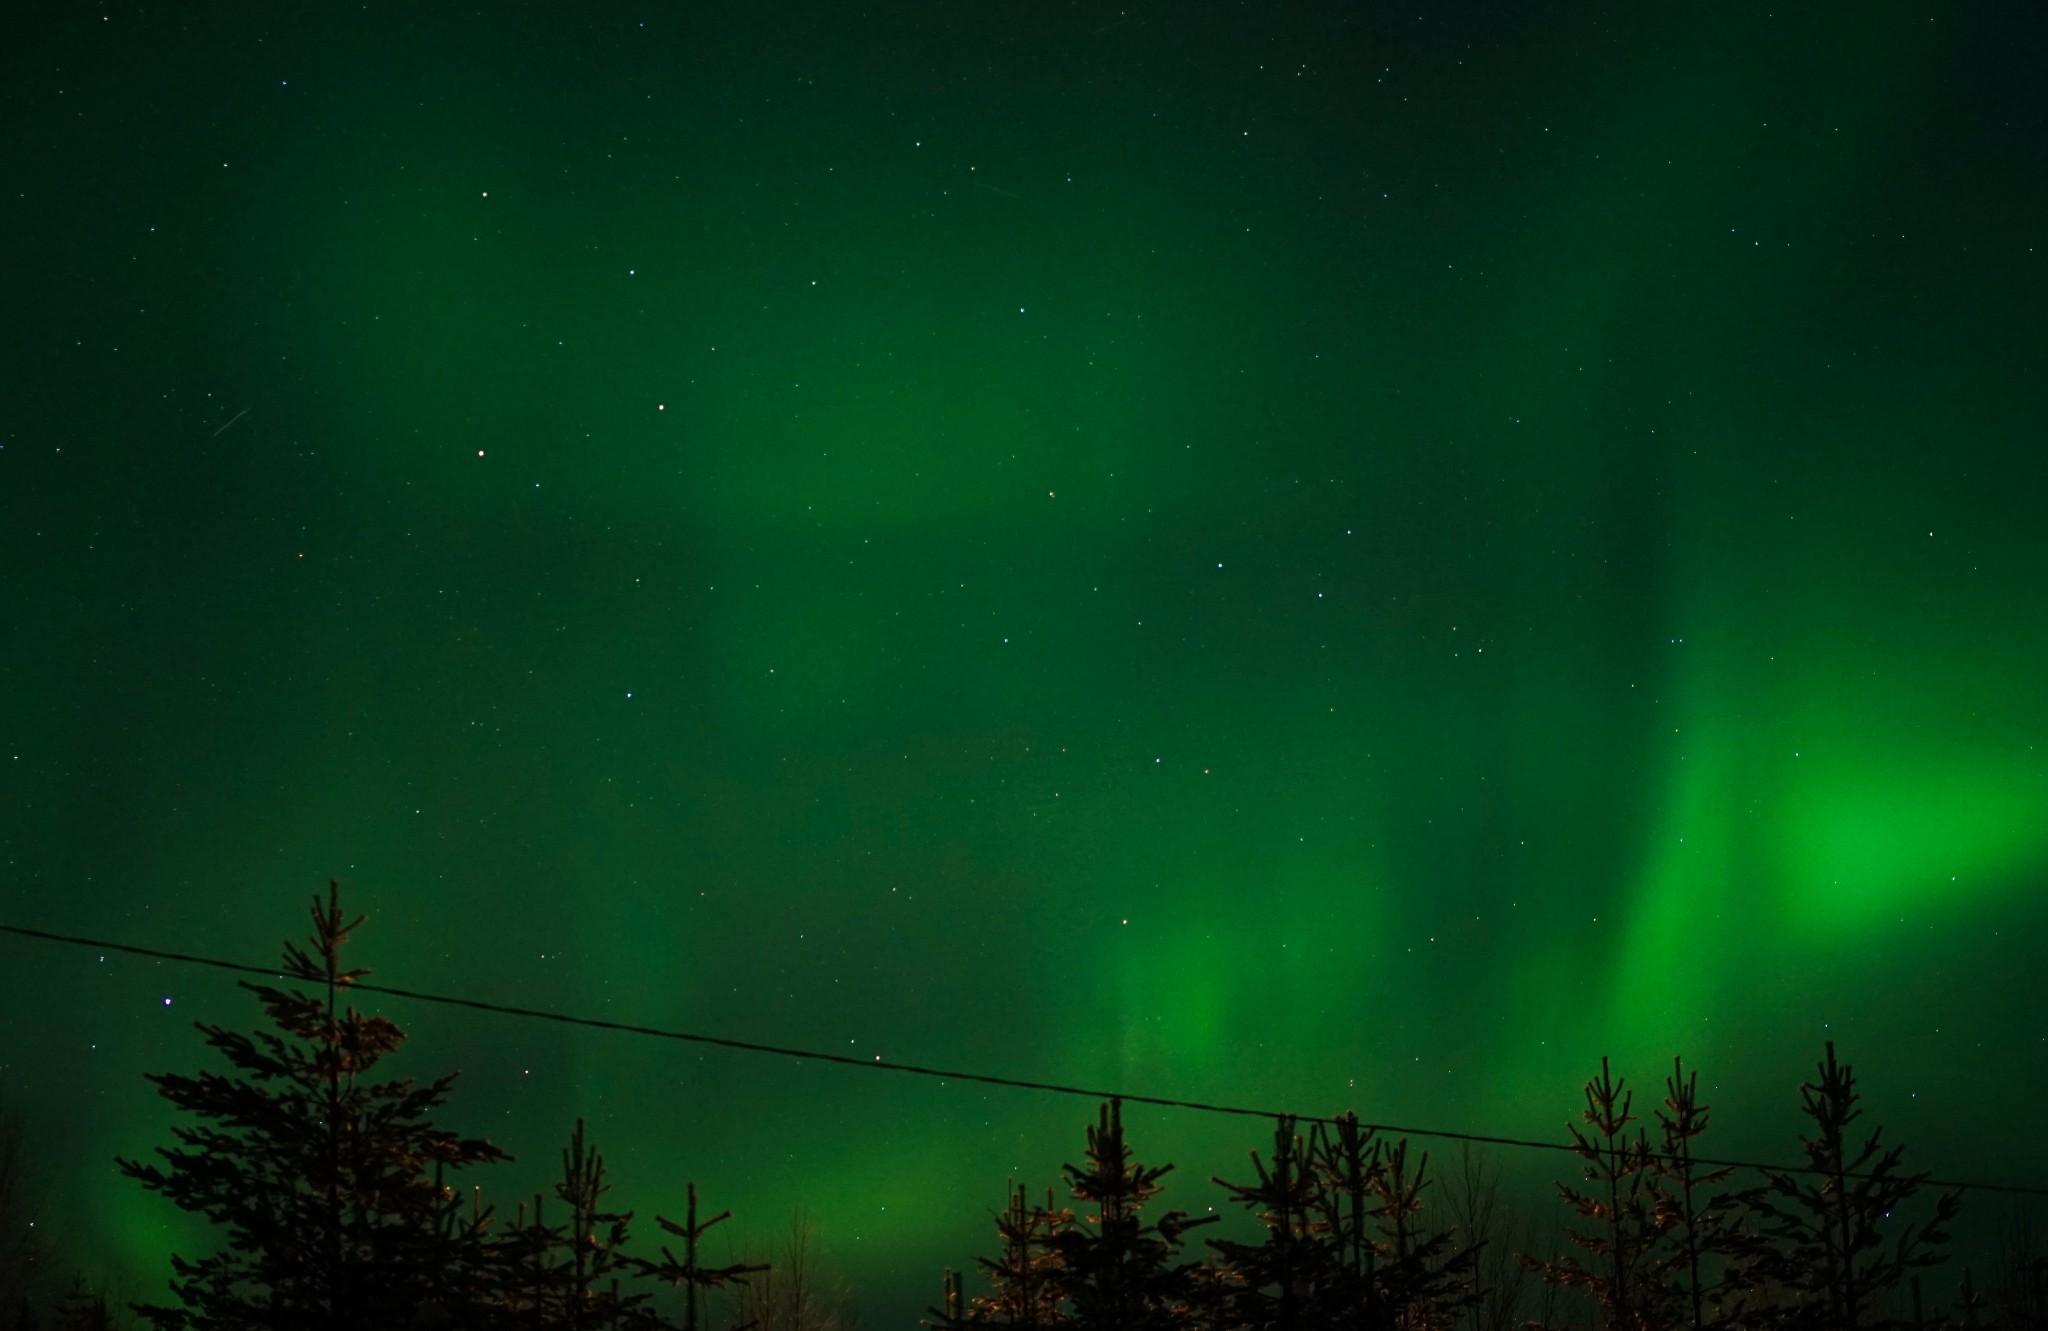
4 888 2043 1330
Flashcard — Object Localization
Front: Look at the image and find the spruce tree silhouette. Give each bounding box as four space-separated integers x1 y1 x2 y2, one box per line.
923 1267 970 1330
1209 1115 1328 1329
1749 1042 1960 1330
48 1275 115 1331
118 883 508 1331
1533 1057 1670 1331
1359 1137 1478 1331
970 1183 1072 1326
1044 1100 1213 1331
1648 1058 1753 1329
926 1182 1076 1329
1303 1111 1382 1326
495 1120 665 1330
1232 1117 1479 1331
634 1183 768 1331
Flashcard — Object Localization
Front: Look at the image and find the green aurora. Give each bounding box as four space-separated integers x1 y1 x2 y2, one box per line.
3 1 2045 1321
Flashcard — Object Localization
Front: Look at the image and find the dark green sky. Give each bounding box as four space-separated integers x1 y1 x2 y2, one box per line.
5 0 2046 1320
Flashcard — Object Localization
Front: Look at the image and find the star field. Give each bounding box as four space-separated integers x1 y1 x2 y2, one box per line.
3 1 2047 1322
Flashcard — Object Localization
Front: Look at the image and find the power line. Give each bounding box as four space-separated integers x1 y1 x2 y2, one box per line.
5 919 2044 1199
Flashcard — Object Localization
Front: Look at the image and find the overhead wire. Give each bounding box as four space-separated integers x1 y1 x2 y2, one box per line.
4 919 2043 1198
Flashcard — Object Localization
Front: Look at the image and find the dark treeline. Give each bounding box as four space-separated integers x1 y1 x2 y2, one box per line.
5 888 2045 1330
922 1060 2023 1331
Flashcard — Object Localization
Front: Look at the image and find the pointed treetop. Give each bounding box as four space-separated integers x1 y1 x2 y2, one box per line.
281 879 372 988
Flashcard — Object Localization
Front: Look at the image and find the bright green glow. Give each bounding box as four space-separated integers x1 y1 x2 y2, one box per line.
5 3 2046 1324
1774 750 2048 930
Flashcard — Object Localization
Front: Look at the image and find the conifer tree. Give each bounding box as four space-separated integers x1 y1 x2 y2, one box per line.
117 882 508 1331
1535 1057 1670 1331
1209 1115 1330 1329
48 1276 115 1331
1363 1138 1479 1331
494 1120 660 1329
1176 1261 1239 1331
1258 1114 1479 1330
923 1269 970 1331
496 1191 558 1324
967 1183 1071 1326
1045 1100 1214 1331
635 1183 768 1331
1304 1111 1381 1324
1649 1059 1752 1329
556 1120 644 1328
1748 1043 1960 1330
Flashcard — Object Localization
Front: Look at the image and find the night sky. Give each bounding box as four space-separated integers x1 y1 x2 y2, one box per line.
5 0 2047 1322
